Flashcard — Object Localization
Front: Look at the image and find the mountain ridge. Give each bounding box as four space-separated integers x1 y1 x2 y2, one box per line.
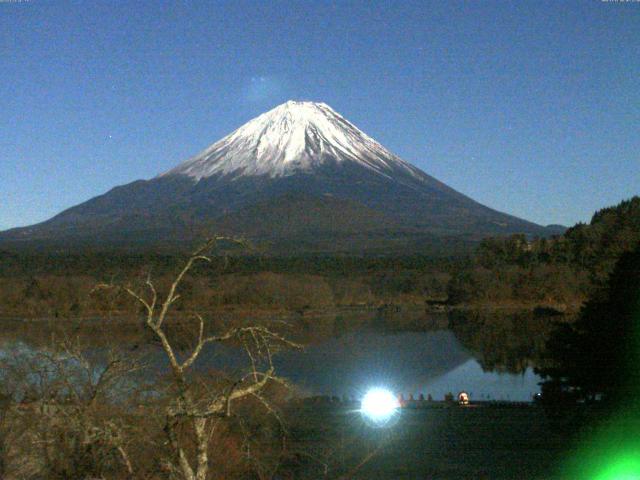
0 100 555 253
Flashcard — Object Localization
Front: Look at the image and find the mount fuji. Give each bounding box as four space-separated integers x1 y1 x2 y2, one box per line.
0 101 555 253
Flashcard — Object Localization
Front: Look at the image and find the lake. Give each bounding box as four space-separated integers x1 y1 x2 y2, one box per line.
190 329 542 401
0 310 549 403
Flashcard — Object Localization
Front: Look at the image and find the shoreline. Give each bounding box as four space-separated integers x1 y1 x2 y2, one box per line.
0 300 581 324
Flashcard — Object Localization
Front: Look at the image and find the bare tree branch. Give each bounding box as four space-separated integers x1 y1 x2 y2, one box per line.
90 237 297 480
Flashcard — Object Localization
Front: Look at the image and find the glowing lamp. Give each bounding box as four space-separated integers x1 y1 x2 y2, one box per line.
361 388 400 424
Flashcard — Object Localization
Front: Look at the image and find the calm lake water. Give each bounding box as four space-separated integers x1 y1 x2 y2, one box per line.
1 311 548 403
195 329 542 402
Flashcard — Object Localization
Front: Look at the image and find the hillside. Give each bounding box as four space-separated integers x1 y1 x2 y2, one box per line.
447 196 640 307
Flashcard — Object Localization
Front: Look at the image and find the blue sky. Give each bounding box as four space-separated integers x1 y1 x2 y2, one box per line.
1 0 638 230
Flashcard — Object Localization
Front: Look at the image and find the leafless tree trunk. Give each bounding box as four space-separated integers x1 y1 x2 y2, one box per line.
97 237 300 480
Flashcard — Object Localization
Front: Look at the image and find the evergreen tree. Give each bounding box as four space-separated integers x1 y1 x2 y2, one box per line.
537 244 640 404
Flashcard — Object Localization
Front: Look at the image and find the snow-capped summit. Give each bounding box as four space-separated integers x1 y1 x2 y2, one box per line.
0 100 551 251
163 100 420 180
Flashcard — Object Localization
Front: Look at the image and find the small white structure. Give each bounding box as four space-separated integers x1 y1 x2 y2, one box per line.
458 391 470 405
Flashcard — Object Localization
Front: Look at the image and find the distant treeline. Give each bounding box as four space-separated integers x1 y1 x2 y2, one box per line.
447 196 640 307
2 196 639 318
0 252 456 318
0 251 456 278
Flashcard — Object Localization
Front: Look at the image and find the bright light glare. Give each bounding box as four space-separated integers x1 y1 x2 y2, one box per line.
361 388 399 422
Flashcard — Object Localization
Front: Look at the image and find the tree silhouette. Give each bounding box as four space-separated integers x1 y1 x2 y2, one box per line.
537 244 640 404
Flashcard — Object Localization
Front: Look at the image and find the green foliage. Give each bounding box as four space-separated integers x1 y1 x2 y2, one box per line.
449 196 640 306
537 244 640 403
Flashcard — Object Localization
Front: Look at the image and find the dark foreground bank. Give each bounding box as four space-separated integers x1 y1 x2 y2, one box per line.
287 402 614 480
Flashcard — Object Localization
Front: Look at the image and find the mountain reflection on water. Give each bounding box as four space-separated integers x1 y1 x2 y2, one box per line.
271 329 541 401
0 310 557 402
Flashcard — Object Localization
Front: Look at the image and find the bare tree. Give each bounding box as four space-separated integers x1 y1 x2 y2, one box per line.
97 237 301 480
0 329 145 479
39 335 141 478
0 238 391 479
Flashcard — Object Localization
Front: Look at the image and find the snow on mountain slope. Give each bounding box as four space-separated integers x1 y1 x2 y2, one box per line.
162 101 424 180
0 99 552 251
